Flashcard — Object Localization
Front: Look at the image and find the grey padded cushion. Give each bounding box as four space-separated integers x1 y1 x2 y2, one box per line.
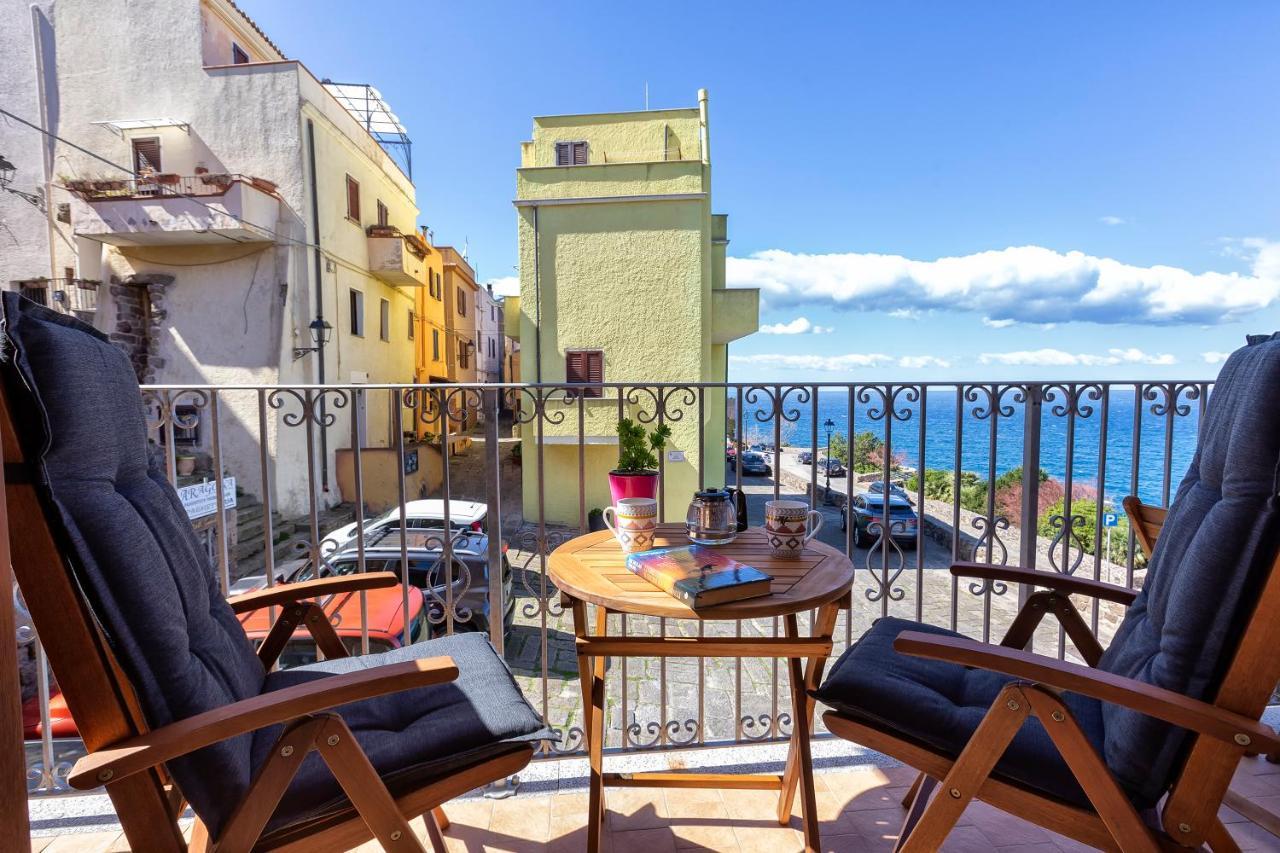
818 332 1280 809
814 617 1104 806
1 293 266 831
256 632 553 833
1 294 552 837
1097 333 1280 803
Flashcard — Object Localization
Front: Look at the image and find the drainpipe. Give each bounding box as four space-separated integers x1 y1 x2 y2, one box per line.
306 118 330 491
698 88 710 165
31 5 57 282
533 204 542 382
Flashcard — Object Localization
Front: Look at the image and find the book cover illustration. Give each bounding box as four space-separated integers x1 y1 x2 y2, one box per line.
625 545 772 608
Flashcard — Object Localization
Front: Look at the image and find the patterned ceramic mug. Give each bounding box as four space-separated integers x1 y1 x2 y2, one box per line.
603 497 658 553
765 500 823 558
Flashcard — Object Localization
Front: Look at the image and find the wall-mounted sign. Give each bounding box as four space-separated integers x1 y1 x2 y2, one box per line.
404 447 420 475
178 477 237 520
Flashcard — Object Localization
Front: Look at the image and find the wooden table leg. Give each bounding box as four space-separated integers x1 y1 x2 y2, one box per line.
573 600 608 852
777 602 841 826
783 612 823 852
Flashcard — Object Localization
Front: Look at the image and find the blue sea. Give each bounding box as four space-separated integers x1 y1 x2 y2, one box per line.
731 386 1205 506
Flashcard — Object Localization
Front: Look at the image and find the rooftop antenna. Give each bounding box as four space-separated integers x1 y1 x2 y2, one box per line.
644 82 649 110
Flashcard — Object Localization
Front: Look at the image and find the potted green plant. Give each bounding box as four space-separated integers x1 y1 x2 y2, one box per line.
608 418 672 503
587 507 607 532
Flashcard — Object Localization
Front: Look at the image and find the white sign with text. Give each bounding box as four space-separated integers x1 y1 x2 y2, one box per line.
178 477 237 520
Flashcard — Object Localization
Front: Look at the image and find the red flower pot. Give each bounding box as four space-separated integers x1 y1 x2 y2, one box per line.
608 471 658 504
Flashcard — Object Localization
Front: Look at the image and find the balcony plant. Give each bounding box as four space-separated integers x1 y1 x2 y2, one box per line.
250 176 278 194
608 418 671 503
155 173 181 186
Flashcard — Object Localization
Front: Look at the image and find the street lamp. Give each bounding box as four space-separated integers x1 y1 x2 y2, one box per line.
823 417 835 504
292 318 333 360
0 154 44 209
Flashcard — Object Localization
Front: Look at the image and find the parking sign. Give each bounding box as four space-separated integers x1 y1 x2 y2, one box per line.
1102 512 1119 528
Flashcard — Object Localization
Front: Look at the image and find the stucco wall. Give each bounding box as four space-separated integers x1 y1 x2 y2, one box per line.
529 109 701 165
0 0 60 286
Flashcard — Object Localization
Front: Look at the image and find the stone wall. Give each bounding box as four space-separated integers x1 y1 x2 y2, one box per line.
107 273 171 383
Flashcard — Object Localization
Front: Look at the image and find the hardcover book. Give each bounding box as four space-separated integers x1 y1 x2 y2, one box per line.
625 545 772 608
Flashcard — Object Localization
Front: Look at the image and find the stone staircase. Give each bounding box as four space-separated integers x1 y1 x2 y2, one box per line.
231 493 356 582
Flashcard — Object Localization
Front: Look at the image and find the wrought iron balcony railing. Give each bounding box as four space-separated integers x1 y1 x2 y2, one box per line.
14 378 1219 798
63 173 275 201
14 278 99 316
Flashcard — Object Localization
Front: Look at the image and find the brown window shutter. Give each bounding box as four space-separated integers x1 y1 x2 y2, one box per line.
346 175 360 221
572 142 588 165
132 138 161 174
555 142 570 166
585 351 603 397
566 351 585 385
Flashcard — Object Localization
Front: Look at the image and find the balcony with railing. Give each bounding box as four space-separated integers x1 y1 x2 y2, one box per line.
12 278 100 320
366 225 429 286
67 173 281 246
10 378 1280 850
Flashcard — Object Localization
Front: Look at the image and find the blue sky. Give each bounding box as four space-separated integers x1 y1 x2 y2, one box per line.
241 1 1280 381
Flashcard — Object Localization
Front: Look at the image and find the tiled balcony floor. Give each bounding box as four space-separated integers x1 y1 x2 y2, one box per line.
31 756 1280 852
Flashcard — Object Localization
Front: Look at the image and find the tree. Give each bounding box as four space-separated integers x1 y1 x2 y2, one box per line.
903 468 988 512
1037 497 1140 567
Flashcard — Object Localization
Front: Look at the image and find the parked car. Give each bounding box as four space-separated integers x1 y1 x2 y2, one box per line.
842 492 919 547
291 528 515 640
868 480 911 500
320 499 488 553
23 583 430 740
726 444 738 463
798 450 814 465
818 458 847 477
739 451 773 477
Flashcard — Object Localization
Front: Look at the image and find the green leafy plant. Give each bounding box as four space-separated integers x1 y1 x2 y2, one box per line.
615 418 672 474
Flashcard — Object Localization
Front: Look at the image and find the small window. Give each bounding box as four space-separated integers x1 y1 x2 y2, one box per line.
345 175 360 222
349 288 364 336
376 199 389 227
457 287 467 317
407 309 415 340
432 329 440 361
435 272 443 300
231 43 250 64
132 137 161 174
566 350 603 398
457 339 469 369
159 404 200 446
554 141 588 166
379 298 390 341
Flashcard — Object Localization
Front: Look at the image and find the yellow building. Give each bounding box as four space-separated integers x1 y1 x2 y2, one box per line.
415 234 449 385
514 89 759 524
439 246 480 384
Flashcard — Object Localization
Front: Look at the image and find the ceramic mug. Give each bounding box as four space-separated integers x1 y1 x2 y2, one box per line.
603 497 658 553
765 499 823 558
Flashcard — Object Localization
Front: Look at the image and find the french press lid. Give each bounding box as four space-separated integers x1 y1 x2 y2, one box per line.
694 488 730 501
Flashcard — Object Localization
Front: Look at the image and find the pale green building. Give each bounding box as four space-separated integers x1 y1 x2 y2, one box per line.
514 89 759 524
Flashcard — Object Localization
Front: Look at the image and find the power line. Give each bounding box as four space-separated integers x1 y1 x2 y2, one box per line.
0 107 392 279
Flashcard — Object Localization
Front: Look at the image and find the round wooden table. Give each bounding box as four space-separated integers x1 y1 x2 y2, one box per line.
548 524 854 853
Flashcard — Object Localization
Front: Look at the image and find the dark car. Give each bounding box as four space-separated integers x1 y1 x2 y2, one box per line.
288 528 515 639
819 457 846 477
841 492 919 547
740 451 773 477
798 450 814 465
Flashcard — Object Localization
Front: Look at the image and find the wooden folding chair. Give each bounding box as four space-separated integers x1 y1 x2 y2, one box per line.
1 293 548 851
814 334 1280 851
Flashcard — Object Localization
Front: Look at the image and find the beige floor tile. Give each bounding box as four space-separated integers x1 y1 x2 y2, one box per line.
719 788 787 821
611 826 679 853
731 823 803 853
606 788 669 832
1226 818 1280 851
41 833 121 853
664 797 739 851
490 794 552 843
964 801 1054 847
819 834 882 853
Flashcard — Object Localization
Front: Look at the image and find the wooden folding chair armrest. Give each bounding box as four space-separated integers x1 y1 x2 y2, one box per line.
893 631 1280 752
950 562 1138 606
227 571 400 614
67 655 459 789
1123 496 1167 559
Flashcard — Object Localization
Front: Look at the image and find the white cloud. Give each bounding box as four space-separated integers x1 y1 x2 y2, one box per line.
982 317 1017 329
729 353 949 371
1100 215 1127 226
1202 351 1231 364
978 348 1177 367
898 355 952 369
485 276 520 298
726 241 1280 326
887 308 921 320
759 317 833 335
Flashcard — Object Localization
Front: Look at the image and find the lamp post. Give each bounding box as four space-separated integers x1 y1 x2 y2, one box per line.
292 318 333 360
823 417 835 504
